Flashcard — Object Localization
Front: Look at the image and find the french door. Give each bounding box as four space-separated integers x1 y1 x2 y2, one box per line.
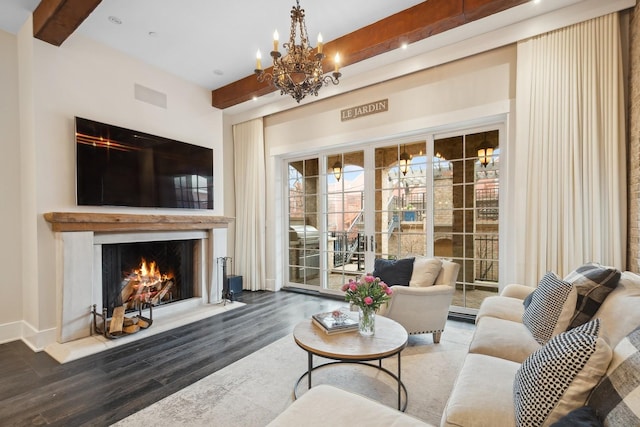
285 127 501 314
286 142 432 293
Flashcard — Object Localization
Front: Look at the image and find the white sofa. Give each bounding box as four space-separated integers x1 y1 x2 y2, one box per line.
267 384 433 427
441 270 640 427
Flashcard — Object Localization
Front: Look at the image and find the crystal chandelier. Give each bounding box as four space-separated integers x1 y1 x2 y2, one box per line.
254 0 341 103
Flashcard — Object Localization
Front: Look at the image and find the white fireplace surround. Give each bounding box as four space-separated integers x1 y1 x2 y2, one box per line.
44 213 233 344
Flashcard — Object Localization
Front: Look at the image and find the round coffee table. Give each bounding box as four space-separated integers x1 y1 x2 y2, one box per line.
293 315 409 411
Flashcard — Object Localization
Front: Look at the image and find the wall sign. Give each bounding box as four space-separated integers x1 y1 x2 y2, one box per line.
341 99 388 121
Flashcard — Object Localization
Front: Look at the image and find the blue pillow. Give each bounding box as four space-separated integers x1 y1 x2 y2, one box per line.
550 406 602 427
372 258 414 286
523 291 534 308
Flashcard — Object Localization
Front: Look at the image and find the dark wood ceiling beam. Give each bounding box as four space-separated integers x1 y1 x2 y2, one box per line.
211 0 529 109
33 0 102 46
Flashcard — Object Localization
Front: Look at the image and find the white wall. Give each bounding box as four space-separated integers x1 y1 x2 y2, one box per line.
5 19 224 350
0 29 23 341
262 45 517 290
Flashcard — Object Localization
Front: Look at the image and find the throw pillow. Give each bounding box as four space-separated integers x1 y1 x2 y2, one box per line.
409 257 442 287
522 271 578 344
514 319 612 427
564 263 621 330
372 258 414 286
550 406 603 427
588 325 640 426
523 291 534 308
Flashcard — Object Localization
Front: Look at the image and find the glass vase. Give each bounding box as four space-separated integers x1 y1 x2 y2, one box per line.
358 306 376 336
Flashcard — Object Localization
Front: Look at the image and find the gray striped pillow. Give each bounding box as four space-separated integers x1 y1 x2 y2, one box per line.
564 263 620 330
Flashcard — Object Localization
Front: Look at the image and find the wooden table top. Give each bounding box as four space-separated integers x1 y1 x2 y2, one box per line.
293 315 408 360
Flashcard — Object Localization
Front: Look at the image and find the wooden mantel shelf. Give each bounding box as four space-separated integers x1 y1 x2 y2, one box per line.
44 212 234 233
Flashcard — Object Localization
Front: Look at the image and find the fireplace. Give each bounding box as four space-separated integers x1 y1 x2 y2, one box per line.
43 212 233 345
102 240 196 317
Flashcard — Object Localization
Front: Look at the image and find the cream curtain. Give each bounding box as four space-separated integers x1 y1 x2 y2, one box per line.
233 118 266 291
510 13 626 285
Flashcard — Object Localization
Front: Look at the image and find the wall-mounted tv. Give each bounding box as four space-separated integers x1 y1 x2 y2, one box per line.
75 117 213 209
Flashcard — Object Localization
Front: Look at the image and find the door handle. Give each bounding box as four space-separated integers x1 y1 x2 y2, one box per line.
370 235 375 252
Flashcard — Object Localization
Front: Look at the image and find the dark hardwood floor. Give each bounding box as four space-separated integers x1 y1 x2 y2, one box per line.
0 290 337 427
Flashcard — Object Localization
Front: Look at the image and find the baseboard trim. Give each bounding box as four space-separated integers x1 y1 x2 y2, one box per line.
0 320 57 352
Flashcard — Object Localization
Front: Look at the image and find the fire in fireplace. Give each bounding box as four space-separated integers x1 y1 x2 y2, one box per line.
120 258 174 311
102 240 195 317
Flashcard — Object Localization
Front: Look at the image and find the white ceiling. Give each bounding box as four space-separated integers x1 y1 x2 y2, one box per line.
0 0 635 115
0 0 425 90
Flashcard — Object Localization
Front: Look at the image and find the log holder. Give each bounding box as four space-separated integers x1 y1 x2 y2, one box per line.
91 303 153 339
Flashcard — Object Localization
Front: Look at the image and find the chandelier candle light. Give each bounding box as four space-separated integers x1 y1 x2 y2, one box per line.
254 0 341 103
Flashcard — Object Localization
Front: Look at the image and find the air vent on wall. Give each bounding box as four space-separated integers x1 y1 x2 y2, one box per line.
134 83 167 109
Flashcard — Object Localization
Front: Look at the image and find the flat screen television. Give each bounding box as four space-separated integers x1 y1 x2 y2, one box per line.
75 117 213 209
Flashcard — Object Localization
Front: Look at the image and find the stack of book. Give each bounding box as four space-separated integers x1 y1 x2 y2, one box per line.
312 310 359 335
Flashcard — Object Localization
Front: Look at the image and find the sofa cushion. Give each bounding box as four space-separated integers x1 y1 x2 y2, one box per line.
522 271 578 345
409 257 442 287
441 353 520 427
549 406 603 427
372 257 414 286
564 263 621 330
476 295 525 324
588 325 640 427
514 319 612 427
470 316 541 363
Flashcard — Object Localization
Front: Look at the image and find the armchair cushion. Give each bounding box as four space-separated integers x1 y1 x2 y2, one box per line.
373 257 414 286
409 257 442 287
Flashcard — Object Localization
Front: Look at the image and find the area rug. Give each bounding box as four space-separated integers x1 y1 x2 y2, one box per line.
112 320 474 426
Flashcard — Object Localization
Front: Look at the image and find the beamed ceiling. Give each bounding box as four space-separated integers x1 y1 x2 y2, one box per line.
30 0 528 110
24 0 633 112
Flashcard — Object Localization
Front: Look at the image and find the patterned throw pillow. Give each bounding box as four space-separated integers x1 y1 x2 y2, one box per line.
588 325 640 426
523 272 578 344
564 263 621 330
514 319 612 427
372 257 414 286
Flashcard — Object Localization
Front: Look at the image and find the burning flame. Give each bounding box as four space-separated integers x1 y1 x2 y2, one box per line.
121 258 175 308
131 259 173 285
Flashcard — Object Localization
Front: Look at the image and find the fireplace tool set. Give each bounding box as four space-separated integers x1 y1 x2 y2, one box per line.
218 256 235 305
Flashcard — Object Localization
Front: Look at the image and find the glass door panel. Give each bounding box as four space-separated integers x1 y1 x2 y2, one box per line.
374 141 428 261
325 151 365 292
287 158 321 287
433 130 500 314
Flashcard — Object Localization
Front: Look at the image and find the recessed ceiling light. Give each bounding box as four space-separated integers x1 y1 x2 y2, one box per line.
108 16 122 25
213 70 224 76
401 43 408 50
148 31 158 37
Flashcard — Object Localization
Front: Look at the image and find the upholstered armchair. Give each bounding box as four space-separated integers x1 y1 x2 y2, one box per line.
377 258 460 343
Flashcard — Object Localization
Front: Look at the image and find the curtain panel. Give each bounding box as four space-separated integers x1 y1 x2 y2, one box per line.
233 118 267 291
510 12 626 285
